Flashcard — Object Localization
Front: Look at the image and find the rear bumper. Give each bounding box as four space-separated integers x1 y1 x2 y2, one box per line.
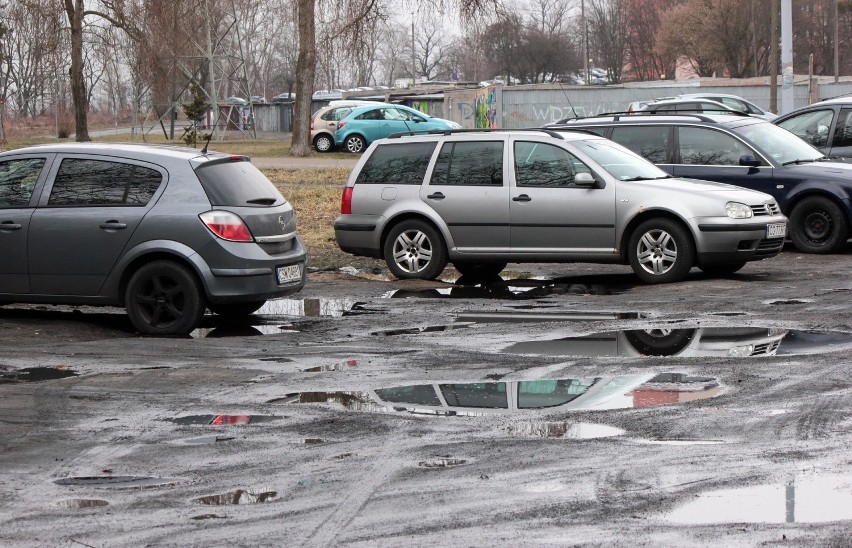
334 215 383 258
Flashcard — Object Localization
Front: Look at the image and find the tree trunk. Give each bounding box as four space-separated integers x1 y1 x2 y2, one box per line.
64 0 90 142
289 0 315 157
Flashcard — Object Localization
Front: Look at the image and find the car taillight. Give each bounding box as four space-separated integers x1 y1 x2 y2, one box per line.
199 210 254 242
341 186 353 215
338 120 347 130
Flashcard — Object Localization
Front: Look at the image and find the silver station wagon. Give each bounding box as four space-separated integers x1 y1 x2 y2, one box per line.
334 129 788 283
0 143 306 335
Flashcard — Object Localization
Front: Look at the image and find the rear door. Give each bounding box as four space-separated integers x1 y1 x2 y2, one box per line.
509 139 615 253
28 156 164 296
827 108 852 161
0 156 51 294
420 139 510 252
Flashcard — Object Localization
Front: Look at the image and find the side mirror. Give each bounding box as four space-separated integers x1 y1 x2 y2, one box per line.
574 172 602 188
739 154 761 167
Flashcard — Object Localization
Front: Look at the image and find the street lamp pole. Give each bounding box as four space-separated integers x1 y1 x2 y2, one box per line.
581 0 589 85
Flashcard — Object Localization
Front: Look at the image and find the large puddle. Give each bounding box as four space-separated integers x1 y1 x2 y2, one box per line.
270 372 721 416
384 276 629 300
0 366 78 383
664 475 852 524
505 327 852 358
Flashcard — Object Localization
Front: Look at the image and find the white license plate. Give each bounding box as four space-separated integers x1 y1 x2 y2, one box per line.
766 223 786 239
276 264 302 284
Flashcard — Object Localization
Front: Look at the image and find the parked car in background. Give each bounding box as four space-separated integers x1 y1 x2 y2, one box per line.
334 129 786 282
639 98 738 115
250 95 267 104
549 112 852 253
334 104 456 153
271 92 295 103
0 144 306 335
310 100 385 153
677 93 778 120
221 96 247 105
774 96 852 161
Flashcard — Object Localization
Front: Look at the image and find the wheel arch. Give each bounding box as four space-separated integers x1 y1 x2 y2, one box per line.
619 209 697 263
380 212 449 256
786 188 852 220
113 246 209 306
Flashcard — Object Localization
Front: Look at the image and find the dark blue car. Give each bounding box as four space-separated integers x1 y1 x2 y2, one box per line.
549 113 852 253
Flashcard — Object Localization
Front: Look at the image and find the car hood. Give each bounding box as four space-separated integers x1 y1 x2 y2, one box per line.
624 177 775 203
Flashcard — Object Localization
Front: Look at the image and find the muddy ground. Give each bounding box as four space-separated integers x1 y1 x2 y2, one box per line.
2 247 852 546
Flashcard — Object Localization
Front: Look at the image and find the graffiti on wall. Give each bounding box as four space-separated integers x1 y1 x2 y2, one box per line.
503 103 623 127
475 85 498 128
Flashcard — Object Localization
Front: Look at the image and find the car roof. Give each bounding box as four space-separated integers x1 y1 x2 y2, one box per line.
384 128 607 143
553 112 757 125
0 142 232 163
679 92 748 100
645 98 733 108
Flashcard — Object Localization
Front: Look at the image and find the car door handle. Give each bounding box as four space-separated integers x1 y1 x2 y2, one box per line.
426 192 445 200
99 221 128 230
0 221 22 231
513 194 532 202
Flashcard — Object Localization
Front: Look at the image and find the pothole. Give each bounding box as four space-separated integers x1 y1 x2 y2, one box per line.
302 360 358 372
57 499 109 509
371 324 472 336
54 476 183 489
764 298 814 305
418 458 468 468
506 421 625 439
0 366 78 383
456 310 645 322
664 475 852 524
257 298 358 317
168 415 280 426
193 488 278 506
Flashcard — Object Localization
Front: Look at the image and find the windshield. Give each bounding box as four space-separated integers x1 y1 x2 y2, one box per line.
731 122 824 165
572 139 671 181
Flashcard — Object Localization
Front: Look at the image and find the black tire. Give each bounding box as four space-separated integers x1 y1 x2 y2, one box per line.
313 133 335 153
453 261 507 278
623 328 697 356
789 196 849 253
208 300 266 317
698 262 747 276
344 134 366 153
383 220 448 280
124 260 205 336
627 218 695 283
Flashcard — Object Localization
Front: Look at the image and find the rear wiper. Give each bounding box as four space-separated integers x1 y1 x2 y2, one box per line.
246 197 277 205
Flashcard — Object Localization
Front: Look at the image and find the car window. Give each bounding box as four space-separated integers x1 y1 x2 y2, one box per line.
514 141 591 187
322 107 351 121
677 127 751 165
517 379 596 409
48 159 162 206
715 97 749 113
382 108 406 121
440 382 508 408
195 159 284 207
733 121 824 164
777 109 834 147
0 158 46 208
573 139 670 180
832 108 852 148
374 385 441 405
430 141 503 186
610 126 670 163
357 108 383 121
355 142 437 185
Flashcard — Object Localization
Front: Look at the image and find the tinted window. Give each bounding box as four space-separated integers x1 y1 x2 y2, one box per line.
514 141 590 187
517 379 596 409
356 108 383 121
777 109 834 147
49 159 162 206
440 382 508 408
430 141 503 186
610 126 670 163
0 158 45 208
321 107 351 121
355 142 437 185
832 108 852 148
677 127 751 165
195 159 284 207
374 385 441 405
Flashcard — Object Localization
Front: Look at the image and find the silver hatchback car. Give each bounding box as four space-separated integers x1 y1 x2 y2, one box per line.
334 129 787 283
0 143 306 335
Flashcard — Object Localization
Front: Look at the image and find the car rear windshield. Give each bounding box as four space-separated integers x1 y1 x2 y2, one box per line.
195 159 285 207
355 142 437 185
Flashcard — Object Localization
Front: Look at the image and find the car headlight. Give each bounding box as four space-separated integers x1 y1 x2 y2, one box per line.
728 344 754 357
726 202 753 219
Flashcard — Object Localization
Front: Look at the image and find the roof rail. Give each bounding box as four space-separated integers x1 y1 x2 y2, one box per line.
551 111 726 124
386 127 568 140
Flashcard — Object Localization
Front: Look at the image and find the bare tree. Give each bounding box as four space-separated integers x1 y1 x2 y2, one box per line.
587 0 628 83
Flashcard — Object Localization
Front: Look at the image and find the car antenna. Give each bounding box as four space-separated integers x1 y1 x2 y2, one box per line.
200 132 213 155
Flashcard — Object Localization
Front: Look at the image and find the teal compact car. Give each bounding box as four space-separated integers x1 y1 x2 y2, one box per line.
334 104 456 153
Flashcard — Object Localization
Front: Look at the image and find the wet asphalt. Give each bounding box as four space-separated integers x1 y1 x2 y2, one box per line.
2 249 852 545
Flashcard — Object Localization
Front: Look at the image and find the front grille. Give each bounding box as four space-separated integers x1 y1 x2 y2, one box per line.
754 238 784 257
752 202 782 216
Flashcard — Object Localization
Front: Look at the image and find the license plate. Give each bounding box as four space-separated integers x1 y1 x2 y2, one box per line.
276 264 302 284
766 223 786 238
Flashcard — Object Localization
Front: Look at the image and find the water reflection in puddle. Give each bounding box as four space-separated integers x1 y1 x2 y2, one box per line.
665 475 852 524
57 499 109 509
168 415 280 426
505 327 852 358
193 488 278 505
270 372 720 415
418 458 468 468
257 298 358 317
456 311 645 323
507 421 625 439
54 476 183 489
384 277 627 300
371 324 472 336
0 366 78 383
